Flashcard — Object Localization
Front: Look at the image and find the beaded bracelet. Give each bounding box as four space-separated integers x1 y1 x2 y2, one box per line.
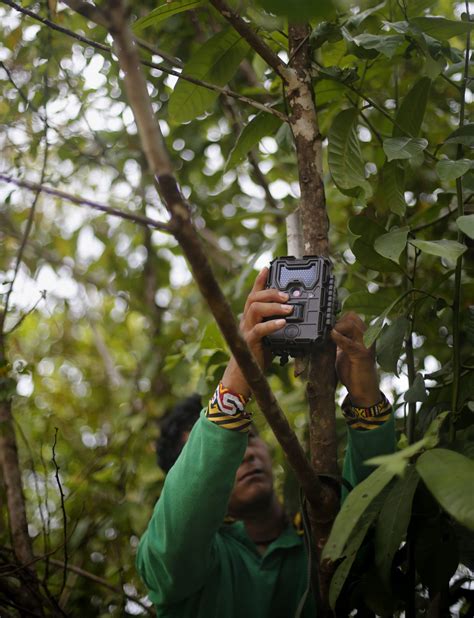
206 382 252 433
341 392 392 431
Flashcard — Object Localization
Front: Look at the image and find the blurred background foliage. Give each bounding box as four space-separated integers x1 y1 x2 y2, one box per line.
0 0 473 615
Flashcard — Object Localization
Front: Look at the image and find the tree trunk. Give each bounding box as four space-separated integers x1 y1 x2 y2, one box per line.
285 23 339 615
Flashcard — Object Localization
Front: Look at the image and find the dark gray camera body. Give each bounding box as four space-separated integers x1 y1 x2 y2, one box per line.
264 256 338 361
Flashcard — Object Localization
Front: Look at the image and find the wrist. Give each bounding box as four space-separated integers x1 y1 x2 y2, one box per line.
222 360 251 401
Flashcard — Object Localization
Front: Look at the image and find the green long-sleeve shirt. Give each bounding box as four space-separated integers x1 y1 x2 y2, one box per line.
137 411 395 617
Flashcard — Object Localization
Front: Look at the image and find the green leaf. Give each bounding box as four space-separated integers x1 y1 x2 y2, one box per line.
410 239 467 261
322 465 395 562
132 0 204 32
404 372 427 403
410 16 474 41
351 33 405 59
383 137 428 161
457 214 474 239
379 161 407 216
328 492 389 611
225 111 283 171
377 316 410 376
343 289 399 317
256 0 336 21
417 449 474 530
367 439 431 476
375 466 419 586
328 109 372 199
374 226 409 263
393 77 431 138
444 123 474 148
168 29 249 124
348 216 400 272
436 159 472 182
364 318 385 348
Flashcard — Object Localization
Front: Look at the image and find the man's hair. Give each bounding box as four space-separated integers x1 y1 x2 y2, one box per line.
156 394 202 472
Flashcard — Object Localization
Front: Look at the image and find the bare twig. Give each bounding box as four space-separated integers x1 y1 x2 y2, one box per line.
0 174 171 231
5 291 46 335
47 559 154 615
52 429 68 597
0 0 286 120
0 105 48 338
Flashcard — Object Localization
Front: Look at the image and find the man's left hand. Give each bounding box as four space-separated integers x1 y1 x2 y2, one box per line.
330 312 381 407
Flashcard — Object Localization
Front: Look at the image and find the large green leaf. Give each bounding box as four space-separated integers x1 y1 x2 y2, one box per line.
375 466 419 586
225 112 283 171
328 492 387 611
367 438 431 476
410 16 474 41
132 0 204 32
374 226 409 263
379 161 407 216
328 109 372 199
436 159 472 182
348 216 400 272
168 29 249 124
409 239 467 261
444 123 474 148
383 137 428 161
393 77 431 138
351 33 405 59
376 316 409 376
343 289 399 317
457 214 474 239
417 449 474 530
322 465 395 562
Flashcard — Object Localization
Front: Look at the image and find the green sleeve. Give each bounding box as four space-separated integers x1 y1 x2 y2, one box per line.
343 413 396 492
136 411 247 604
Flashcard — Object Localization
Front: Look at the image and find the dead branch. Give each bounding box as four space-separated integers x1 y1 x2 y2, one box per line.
0 174 170 231
51 429 68 598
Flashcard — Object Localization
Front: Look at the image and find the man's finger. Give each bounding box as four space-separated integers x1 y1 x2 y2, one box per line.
244 268 269 313
245 288 288 309
247 319 286 343
245 302 293 326
333 316 365 342
331 328 358 352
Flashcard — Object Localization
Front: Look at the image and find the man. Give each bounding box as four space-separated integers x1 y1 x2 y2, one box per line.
137 268 395 617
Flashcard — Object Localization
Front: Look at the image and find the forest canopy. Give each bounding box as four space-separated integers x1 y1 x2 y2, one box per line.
0 0 473 615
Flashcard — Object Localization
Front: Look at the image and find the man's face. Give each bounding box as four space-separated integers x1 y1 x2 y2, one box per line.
227 430 274 518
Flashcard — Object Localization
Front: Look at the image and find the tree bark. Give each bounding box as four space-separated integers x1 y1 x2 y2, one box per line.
286 24 339 614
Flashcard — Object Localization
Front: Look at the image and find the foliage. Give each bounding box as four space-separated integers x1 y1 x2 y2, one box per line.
0 0 473 615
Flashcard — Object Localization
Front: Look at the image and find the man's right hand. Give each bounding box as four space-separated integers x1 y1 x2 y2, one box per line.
221 267 293 399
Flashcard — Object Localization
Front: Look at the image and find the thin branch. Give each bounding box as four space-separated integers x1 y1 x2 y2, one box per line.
0 108 48 340
0 0 286 120
47 559 154 616
410 206 457 234
208 0 287 79
451 2 471 437
103 0 325 506
51 429 68 598
0 174 171 231
5 291 46 335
